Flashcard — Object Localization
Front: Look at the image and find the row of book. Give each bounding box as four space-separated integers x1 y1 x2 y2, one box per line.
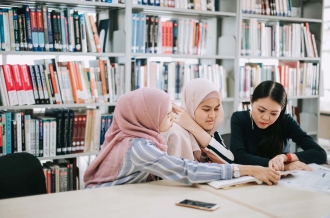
132 59 228 100
0 59 125 106
0 5 109 53
241 20 318 58
239 61 320 98
132 0 218 11
0 109 113 156
242 0 293 17
77 0 124 2
132 14 208 55
43 159 76 193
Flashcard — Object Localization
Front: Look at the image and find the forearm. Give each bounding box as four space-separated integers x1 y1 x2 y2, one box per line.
186 123 212 148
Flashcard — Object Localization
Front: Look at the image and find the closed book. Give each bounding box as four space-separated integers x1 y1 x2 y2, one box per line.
2 65 19 106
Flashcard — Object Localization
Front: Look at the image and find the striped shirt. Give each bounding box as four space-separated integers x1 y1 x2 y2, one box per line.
87 138 232 188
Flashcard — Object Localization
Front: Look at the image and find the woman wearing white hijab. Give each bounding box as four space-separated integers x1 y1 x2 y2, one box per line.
162 78 234 164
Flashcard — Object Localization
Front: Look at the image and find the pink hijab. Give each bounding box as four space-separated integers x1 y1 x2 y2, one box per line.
84 88 170 186
162 78 224 161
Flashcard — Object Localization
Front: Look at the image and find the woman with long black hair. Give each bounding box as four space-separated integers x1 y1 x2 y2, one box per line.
230 81 327 171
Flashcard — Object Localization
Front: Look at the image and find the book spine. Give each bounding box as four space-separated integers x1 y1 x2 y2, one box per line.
60 11 67 52
25 114 31 153
37 65 50 104
5 112 12 154
73 11 82 52
20 64 36 105
8 9 15 51
79 14 87 52
89 15 101 52
23 5 33 51
36 5 45 51
12 8 20 51
28 65 40 104
11 120 17 153
21 112 25 151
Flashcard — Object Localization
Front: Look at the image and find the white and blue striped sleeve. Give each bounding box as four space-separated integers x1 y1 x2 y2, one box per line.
129 138 232 185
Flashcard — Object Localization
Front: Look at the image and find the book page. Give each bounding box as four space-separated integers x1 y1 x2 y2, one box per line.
278 164 330 194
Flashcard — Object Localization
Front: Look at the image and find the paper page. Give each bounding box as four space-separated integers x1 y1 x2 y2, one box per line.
208 176 262 189
278 164 330 194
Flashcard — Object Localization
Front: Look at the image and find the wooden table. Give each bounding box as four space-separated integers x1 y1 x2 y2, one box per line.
0 180 267 218
199 183 330 218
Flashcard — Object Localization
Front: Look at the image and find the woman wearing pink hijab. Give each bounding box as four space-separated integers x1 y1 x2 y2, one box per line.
84 87 280 188
162 78 233 164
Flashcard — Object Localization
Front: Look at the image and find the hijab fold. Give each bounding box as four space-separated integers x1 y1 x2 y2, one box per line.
84 88 170 186
162 78 224 161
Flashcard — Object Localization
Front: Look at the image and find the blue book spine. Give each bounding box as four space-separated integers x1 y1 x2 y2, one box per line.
0 9 5 51
131 15 135 53
12 7 20 51
135 14 140 53
5 112 12 154
106 115 113 130
23 5 33 51
148 0 154 5
47 11 54 51
60 11 67 52
154 0 160 6
140 14 146 53
100 115 106 146
136 59 141 89
36 5 45 51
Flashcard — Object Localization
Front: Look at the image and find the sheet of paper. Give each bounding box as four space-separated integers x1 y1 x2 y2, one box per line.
278 164 330 194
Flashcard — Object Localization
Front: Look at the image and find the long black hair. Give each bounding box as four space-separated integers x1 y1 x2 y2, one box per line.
251 81 287 159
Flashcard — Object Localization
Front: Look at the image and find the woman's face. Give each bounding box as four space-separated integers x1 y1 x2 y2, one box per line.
251 97 282 129
159 101 174 132
194 98 220 131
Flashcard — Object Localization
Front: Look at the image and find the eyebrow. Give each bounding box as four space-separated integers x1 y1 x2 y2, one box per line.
167 111 172 115
202 104 221 108
258 106 279 112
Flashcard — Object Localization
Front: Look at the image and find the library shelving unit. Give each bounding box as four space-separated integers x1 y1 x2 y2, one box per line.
0 0 128 161
237 0 325 152
0 0 325 162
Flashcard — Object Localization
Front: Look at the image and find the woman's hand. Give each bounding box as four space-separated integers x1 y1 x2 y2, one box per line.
268 154 287 171
240 165 280 186
284 161 313 171
172 104 198 132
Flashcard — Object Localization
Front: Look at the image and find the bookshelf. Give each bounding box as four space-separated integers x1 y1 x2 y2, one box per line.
0 0 326 188
237 0 325 152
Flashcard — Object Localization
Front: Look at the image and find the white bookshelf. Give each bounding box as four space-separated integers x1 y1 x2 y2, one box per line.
236 0 325 145
0 0 325 156
38 151 99 161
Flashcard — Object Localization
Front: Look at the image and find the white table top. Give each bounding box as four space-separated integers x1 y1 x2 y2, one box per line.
199 183 330 218
0 180 267 218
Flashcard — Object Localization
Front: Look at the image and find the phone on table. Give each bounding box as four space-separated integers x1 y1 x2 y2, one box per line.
175 199 220 211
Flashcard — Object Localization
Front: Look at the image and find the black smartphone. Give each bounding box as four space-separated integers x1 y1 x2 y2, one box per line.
175 199 220 211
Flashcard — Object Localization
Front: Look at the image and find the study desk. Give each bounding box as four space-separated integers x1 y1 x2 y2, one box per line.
0 180 267 218
199 183 330 218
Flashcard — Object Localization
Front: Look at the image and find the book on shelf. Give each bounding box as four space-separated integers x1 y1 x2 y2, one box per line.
208 170 298 189
0 108 113 156
0 3 110 53
131 14 208 55
132 0 218 11
239 61 320 98
241 19 319 58
132 59 228 100
242 0 293 17
0 58 125 106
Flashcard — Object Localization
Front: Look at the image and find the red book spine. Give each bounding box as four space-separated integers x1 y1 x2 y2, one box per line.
2 65 18 106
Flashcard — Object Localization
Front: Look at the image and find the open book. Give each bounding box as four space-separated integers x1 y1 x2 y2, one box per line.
208 170 298 189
